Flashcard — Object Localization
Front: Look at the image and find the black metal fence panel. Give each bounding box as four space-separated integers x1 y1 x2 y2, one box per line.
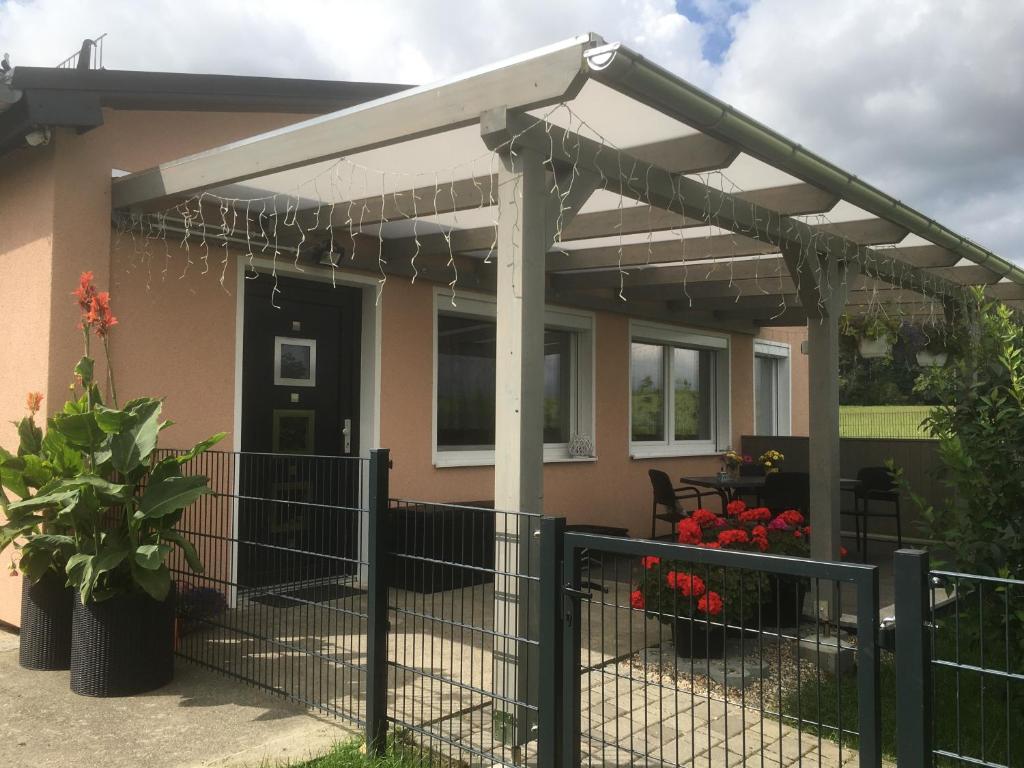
926 568 1024 768
384 499 542 768
166 449 371 726
561 532 882 768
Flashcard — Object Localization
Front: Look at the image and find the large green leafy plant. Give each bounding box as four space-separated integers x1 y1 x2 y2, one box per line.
0 273 224 603
909 288 1024 579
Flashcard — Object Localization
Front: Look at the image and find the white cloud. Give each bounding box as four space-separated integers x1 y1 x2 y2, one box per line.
714 0 1024 262
1 0 1020 262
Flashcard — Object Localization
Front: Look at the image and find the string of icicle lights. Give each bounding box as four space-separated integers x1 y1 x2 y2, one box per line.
112 102 962 334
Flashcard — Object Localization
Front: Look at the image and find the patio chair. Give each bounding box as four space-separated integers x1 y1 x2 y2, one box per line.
737 463 766 506
760 471 810 516
648 469 708 539
842 466 902 561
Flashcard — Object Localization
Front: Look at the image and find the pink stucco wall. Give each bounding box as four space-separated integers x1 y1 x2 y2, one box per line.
379 277 793 537
0 109 314 626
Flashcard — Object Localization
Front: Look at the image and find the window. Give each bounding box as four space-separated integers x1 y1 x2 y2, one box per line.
433 291 594 466
754 340 791 436
629 321 730 458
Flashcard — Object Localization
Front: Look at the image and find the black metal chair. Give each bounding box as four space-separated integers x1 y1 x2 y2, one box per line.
648 469 708 539
842 466 902 561
760 471 810 516
737 463 766 506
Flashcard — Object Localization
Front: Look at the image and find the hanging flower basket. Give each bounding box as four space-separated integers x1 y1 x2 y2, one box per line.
858 336 892 359
916 350 948 367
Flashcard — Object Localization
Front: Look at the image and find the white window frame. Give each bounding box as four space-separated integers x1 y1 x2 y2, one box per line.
629 320 731 459
753 339 792 437
432 289 596 468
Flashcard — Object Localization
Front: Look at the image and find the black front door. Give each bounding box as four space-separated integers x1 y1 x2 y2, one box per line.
239 273 362 589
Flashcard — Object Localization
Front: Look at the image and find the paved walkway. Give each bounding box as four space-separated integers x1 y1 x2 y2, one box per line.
0 626 354 768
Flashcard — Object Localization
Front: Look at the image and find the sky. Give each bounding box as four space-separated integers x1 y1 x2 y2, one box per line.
1 0 1021 264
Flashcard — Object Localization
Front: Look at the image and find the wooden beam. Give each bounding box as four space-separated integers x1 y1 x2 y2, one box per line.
481 110 966 304
112 35 597 208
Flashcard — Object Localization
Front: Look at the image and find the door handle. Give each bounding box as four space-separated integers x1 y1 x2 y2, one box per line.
342 418 352 453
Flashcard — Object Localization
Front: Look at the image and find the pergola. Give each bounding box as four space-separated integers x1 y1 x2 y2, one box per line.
112 32 1022 558
110 32 1023 738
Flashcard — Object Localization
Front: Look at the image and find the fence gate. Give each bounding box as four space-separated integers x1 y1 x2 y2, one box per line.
554 523 882 768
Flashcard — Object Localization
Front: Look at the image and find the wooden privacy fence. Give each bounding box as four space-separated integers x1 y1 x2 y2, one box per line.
740 435 944 543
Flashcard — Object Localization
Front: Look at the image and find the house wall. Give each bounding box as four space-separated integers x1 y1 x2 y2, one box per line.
0 104 811 624
0 108 314 626
379 277 803 537
0 144 58 626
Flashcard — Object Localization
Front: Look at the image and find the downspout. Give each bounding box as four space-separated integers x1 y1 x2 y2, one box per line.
584 42 1024 285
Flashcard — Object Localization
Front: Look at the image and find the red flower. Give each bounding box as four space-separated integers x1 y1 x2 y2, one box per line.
717 529 750 547
839 546 849 559
690 508 718 528
666 571 706 597
630 590 645 610
752 525 767 538
742 455 753 463
701 541 721 549
753 535 769 552
86 292 118 338
641 556 660 570
677 518 703 546
726 499 747 516
72 271 96 313
697 591 723 616
25 391 43 416
780 509 804 526
793 529 803 539
738 507 772 523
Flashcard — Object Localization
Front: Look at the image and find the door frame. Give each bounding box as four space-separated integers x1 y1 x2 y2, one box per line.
232 258 382 595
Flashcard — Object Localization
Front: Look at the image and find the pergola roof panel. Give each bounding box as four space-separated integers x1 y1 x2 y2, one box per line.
110 33 1021 323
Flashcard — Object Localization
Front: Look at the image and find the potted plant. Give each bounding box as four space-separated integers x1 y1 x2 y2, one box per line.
757 449 785 474
720 449 753 480
841 314 901 359
5 273 224 696
630 502 851 644
1 393 78 670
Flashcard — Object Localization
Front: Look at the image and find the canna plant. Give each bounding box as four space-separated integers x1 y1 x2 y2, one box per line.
1 273 224 604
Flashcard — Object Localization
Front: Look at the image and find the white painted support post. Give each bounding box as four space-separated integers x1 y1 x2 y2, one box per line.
491 140 548 744
805 254 848 618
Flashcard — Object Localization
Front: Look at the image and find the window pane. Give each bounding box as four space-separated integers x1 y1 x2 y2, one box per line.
543 330 572 443
755 354 778 435
631 342 664 441
673 347 713 441
437 315 496 449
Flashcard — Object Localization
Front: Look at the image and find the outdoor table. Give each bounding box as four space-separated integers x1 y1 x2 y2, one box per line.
679 474 860 503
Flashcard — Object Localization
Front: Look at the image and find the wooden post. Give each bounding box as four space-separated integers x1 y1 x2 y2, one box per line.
490 138 547 744
805 253 848 618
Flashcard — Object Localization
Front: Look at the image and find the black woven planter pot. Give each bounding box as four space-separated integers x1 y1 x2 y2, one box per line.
70 585 175 697
19 571 73 671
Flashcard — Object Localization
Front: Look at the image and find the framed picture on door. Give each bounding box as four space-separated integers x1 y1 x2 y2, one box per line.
272 409 315 454
274 337 317 387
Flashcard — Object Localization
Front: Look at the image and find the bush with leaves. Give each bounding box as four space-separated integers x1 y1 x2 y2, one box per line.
908 288 1024 580
0 273 224 603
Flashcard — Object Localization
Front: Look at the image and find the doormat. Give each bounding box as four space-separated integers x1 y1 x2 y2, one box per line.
250 583 365 608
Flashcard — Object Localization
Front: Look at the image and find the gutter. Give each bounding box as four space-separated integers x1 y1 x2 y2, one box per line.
584 42 1024 286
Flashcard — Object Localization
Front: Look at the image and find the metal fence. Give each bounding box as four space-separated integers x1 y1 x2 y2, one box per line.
894 551 1024 768
165 447 1024 768
554 523 882 768
167 449 371 725
384 499 542 766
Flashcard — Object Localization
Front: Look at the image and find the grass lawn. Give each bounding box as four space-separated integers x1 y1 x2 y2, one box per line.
838 405 934 439
781 624 1023 767
272 739 425 768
